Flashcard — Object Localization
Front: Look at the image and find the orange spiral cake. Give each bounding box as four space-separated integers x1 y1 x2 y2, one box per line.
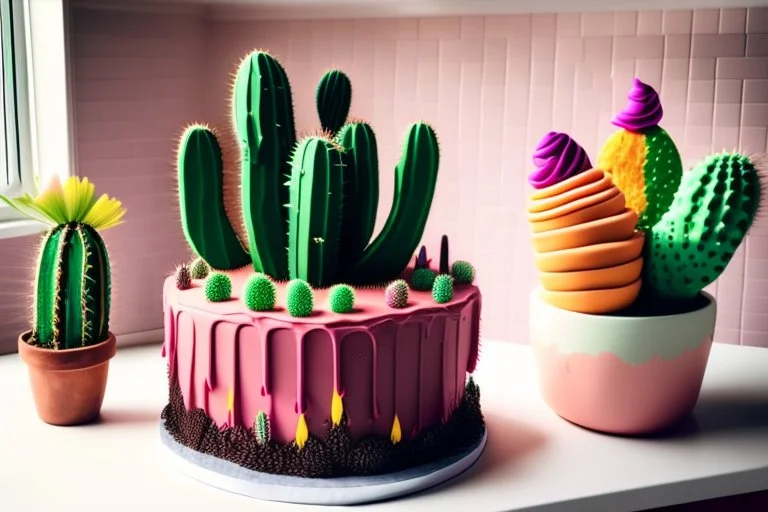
527 132 643 314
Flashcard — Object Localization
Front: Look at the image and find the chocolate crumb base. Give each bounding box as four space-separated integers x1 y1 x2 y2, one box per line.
161 375 485 478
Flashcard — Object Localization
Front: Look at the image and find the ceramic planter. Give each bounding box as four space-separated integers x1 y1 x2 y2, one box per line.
530 288 716 435
18 331 117 426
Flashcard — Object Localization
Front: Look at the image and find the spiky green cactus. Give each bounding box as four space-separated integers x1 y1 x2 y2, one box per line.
287 136 344 287
205 273 232 302
317 70 352 135
177 125 249 270
451 260 475 285
254 410 271 445
410 267 436 291
176 50 441 288
432 274 454 304
329 284 355 313
0 176 125 350
286 279 314 317
348 123 440 283
190 257 209 279
336 121 379 268
645 152 763 299
243 274 276 311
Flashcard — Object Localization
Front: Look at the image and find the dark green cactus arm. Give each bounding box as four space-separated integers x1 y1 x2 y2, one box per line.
287 136 345 287
34 223 111 349
233 51 296 280
316 70 352 135
177 125 250 270
645 152 763 300
349 122 440 283
336 121 379 268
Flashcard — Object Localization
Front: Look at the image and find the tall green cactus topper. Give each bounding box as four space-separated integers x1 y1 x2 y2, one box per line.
177 50 440 287
0 176 126 349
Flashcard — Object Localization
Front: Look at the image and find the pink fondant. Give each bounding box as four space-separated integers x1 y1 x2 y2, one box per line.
533 337 714 434
162 268 482 443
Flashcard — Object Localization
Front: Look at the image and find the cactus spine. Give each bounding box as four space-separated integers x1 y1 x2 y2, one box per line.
645 152 763 299
177 125 250 270
287 137 345 287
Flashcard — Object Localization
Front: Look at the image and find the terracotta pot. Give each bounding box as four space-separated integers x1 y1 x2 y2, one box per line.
530 289 716 435
18 331 116 426
534 231 644 273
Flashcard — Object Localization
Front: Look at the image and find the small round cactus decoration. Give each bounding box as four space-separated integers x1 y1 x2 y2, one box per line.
205 272 232 302
190 257 210 279
385 279 409 309
243 273 276 311
329 284 355 314
175 263 192 290
286 279 314 317
432 274 454 304
451 260 475 285
410 267 436 291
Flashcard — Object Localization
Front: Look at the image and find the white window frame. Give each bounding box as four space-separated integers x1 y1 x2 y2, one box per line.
0 0 75 240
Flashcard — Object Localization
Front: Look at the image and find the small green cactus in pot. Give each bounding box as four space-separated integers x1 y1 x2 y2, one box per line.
1 175 126 425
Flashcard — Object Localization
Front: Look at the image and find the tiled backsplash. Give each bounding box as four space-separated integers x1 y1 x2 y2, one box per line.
0 6 766 354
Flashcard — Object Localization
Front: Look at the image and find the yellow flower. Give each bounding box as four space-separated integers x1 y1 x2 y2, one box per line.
0 175 125 230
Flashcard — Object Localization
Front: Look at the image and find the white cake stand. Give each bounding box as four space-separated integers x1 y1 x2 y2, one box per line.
160 423 487 506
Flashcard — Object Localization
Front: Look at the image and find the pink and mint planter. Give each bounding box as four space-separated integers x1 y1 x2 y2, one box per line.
529 288 717 435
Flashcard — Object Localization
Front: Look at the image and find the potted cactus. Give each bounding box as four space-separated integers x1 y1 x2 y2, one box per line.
0 175 125 425
527 77 764 435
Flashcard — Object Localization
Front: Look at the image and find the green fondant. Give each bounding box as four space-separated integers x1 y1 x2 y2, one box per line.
177 126 250 270
410 267 436 291
243 274 276 311
205 273 232 302
450 260 475 285
33 223 111 350
645 152 762 300
349 123 440 283
530 288 717 365
316 70 352 135
287 136 344 287
639 126 683 231
286 279 314 317
336 121 379 269
328 284 355 314
432 274 454 304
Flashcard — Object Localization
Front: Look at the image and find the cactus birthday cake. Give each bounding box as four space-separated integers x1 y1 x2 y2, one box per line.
527 77 763 315
160 49 484 481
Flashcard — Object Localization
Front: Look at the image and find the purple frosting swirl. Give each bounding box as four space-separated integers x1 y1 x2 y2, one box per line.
528 132 592 189
612 77 663 131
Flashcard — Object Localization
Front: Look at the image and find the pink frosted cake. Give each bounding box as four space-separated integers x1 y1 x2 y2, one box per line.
160 49 484 478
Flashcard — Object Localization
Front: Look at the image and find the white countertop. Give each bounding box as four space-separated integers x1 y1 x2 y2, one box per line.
1 340 767 512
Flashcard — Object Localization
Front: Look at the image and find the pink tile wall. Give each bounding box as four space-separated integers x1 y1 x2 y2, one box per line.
1 6 766 354
0 8 203 354
207 8 768 347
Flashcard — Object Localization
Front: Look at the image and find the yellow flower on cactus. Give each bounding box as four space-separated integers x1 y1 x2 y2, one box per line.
0 175 125 230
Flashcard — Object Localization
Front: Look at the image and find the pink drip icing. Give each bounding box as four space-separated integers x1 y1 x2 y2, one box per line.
206 321 216 391
257 322 269 397
295 326 308 414
329 330 339 393
370 331 379 419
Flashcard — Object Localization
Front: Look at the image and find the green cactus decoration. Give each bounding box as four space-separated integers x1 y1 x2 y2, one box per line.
348 123 440 283
175 263 192 290
328 284 355 313
644 152 763 300
336 121 379 268
410 267 436 291
286 279 314 317
205 273 232 302
451 260 475 285
316 70 352 135
176 50 441 288
254 410 271 445
177 125 250 270
190 257 209 279
432 274 454 304
243 274 276 312
287 136 345 287
385 279 409 309
0 176 125 350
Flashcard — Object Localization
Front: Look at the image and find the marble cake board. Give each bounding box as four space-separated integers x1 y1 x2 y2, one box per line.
160 423 488 506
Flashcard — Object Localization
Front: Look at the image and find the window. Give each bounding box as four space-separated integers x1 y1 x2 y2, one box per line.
0 0 73 239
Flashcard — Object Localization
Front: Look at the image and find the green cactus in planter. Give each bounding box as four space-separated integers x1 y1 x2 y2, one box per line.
644 152 763 300
0 176 126 350
175 50 440 288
